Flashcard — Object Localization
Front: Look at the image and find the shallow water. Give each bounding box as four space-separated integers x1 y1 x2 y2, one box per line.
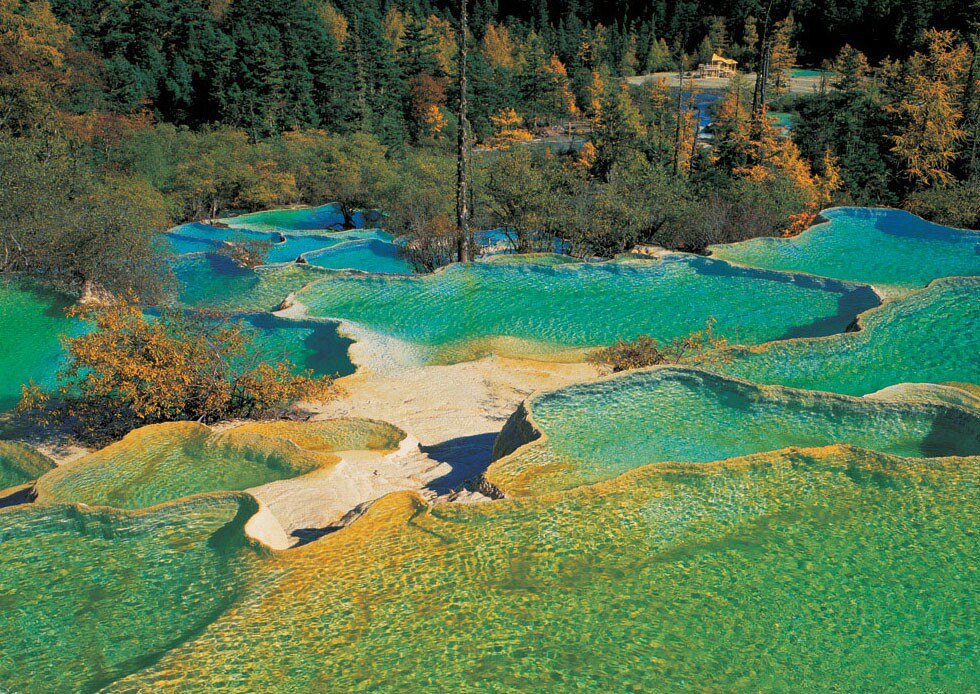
710 208 980 296
0 281 82 410
718 277 980 395
296 255 878 363
35 422 326 509
220 203 367 231
108 448 979 692
488 366 980 496
0 495 263 693
35 419 403 510
240 313 356 378
168 222 402 269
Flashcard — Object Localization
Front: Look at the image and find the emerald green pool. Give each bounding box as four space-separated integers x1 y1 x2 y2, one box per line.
710 208 980 297
296 255 879 363
0 281 82 410
0 494 261 693
108 448 979 692
487 366 980 496
35 422 323 509
34 419 404 510
718 277 980 395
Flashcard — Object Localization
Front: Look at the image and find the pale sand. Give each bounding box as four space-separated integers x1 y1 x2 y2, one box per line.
243 356 596 548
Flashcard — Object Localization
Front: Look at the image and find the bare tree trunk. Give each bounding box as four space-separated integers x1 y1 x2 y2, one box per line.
673 57 685 175
456 0 472 263
751 0 776 115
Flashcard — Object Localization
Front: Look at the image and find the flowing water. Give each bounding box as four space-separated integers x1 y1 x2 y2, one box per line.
107 449 979 692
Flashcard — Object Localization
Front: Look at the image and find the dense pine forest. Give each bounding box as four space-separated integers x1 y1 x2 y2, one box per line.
1 0 978 295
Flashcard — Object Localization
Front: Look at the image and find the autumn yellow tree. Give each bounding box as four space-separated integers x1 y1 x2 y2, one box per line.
0 0 74 129
488 108 533 148
318 2 348 48
766 15 797 101
482 23 515 70
888 29 969 187
382 6 407 50
20 301 342 441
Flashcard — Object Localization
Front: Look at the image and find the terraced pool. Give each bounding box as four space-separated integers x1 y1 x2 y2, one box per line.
0 204 976 691
34 419 404 510
717 277 980 395
486 366 980 496
709 208 980 296
107 447 979 692
296 254 879 364
0 495 262 692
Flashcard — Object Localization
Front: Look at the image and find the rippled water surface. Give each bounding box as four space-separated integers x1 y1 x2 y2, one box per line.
0 495 263 693
710 208 980 296
488 367 980 495
297 255 878 363
718 277 980 395
110 449 979 692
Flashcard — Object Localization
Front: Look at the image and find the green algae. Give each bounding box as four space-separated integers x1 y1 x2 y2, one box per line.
106 447 979 692
717 277 980 396
34 419 405 510
0 494 263 693
710 207 980 297
295 254 878 364
486 366 980 496
0 441 55 491
0 280 81 410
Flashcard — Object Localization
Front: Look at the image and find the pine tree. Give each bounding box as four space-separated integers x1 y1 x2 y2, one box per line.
766 15 796 100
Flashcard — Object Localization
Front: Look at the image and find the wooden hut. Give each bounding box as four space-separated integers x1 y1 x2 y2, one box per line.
697 54 738 78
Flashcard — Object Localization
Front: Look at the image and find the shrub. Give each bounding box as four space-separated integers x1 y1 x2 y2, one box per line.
19 300 342 442
587 320 729 373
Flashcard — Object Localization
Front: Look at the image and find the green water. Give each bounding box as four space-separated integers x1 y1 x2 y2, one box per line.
488 366 980 496
35 422 324 509
296 255 878 363
0 442 55 491
718 277 980 396
220 204 368 231
174 254 325 311
35 419 404 510
710 207 980 297
108 448 979 692
302 238 412 274
0 281 81 410
167 223 402 269
241 313 356 378
0 494 262 693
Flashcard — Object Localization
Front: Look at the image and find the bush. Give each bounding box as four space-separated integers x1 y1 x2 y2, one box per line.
19 301 342 442
906 179 980 230
587 320 729 373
